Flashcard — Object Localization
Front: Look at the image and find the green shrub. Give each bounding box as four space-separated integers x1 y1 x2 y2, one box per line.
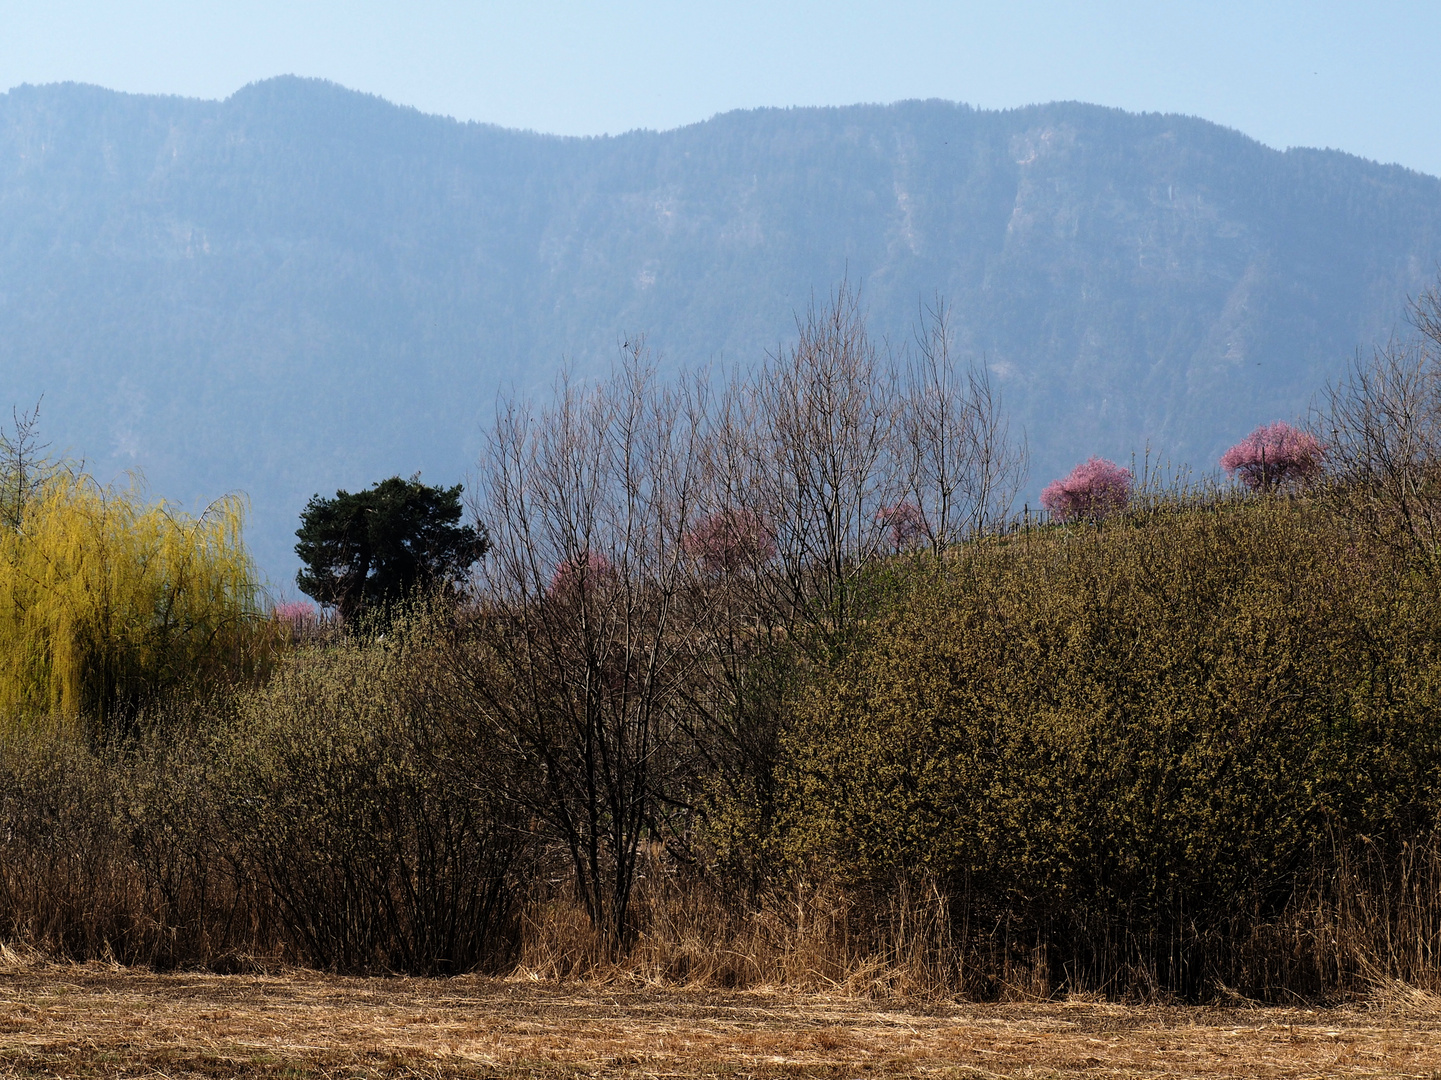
0 612 528 975
218 621 526 974
0 719 268 968
776 497 1441 996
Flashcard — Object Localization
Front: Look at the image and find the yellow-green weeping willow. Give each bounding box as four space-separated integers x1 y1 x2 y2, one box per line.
0 469 260 736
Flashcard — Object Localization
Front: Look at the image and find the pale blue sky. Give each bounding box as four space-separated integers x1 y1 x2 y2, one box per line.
1 1 1439 173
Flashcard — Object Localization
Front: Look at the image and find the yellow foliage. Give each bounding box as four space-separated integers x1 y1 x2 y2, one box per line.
0 469 259 735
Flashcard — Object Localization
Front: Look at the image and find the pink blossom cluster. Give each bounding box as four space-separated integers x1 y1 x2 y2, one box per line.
549 550 615 598
875 501 928 549
1040 457 1133 522
1219 421 1323 491
682 509 776 574
273 599 320 634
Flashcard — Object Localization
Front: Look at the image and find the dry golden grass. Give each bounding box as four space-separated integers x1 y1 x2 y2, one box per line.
5 954 1441 1078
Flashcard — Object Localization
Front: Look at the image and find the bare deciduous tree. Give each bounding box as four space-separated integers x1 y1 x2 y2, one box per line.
451 285 1028 951
900 299 1025 552
1322 282 1441 566
723 285 901 646
0 400 50 529
459 347 708 953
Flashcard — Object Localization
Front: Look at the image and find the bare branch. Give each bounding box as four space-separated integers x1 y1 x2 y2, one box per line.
0 399 50 529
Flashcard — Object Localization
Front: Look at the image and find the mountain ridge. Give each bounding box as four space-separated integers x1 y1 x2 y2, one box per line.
3 77 1439 581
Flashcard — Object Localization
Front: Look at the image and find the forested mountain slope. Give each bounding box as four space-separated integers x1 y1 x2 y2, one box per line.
3 76 1439 579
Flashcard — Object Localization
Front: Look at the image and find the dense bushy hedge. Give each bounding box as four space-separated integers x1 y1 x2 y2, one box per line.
6 494 1441 996
0 617 524 975
217 634 524 974
776 497 1441 994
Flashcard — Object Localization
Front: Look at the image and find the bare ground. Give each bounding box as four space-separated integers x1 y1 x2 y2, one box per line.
4 959 1441 1078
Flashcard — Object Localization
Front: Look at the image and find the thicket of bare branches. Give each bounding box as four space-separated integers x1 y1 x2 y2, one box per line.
449 352 709 954
453 287 1026 949
0 400 50 529
900 299 1024 551
1322 281 1441 566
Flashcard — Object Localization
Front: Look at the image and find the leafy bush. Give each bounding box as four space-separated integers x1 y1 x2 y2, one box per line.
775 496 1441 997
218 618 525 974
0 611 527 975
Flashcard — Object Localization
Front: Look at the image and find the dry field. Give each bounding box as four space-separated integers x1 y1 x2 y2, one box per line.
4 957 1441 1078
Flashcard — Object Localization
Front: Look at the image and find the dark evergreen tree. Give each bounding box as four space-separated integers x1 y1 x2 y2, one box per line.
295 475 487 619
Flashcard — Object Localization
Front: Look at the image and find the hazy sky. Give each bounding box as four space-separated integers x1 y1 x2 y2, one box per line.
2 1 1439 174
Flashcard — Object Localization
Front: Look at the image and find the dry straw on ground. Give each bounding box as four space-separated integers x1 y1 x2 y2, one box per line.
4 954 1441 1078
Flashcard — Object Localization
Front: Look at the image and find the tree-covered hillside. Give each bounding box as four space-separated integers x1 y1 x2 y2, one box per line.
2 76 1439 578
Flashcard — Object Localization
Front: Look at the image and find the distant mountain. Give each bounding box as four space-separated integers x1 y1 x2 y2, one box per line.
3 77 1440 583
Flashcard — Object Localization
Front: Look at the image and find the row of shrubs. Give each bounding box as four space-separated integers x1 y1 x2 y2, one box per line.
7 284 1441 1000
4 489 1441 999
779 492 1441 996
0 629 523 974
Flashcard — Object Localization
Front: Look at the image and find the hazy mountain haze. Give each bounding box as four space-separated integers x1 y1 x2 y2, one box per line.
3 77 1440 583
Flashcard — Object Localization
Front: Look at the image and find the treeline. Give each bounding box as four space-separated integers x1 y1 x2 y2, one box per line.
6 287 1441 1001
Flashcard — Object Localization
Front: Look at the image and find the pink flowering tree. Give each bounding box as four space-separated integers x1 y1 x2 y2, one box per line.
1220 421 1324 492
682 509 776 575
548 549 615 599
1040 457 1133 523
875 501 929 550
272 599 321 640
